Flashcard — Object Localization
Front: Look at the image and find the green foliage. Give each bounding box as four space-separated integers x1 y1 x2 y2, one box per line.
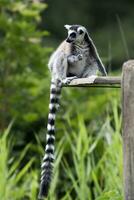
0 101 123 200
0 1 124 200
57 101 123 200
0 0 51 129
0 125 38 200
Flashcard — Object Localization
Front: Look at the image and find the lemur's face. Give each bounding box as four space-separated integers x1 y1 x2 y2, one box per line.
64 25 87 44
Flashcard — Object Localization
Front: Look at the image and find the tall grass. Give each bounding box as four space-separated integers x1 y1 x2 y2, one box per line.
58 100 123 200
0 100 123 200
0 125 38 200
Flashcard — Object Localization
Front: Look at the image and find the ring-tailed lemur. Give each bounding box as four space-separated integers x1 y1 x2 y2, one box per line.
38 24 107 199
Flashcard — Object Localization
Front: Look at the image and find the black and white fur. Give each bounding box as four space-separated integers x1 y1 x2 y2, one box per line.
38 24 107 199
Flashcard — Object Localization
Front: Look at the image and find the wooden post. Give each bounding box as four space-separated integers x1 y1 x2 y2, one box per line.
122 60 134 200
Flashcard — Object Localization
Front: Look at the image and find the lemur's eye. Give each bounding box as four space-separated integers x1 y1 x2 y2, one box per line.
78 29 84 35
70 32 76 38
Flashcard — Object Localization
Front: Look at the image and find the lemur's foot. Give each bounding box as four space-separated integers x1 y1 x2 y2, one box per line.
62 76 77 85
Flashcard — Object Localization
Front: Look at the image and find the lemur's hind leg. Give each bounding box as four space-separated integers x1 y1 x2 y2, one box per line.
52 53 68 82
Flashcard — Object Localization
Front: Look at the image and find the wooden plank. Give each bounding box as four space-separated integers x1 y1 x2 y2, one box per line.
63 76 121 88
122 60 134 200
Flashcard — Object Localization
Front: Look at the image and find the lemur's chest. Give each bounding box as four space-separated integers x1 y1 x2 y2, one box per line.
68 46 90 77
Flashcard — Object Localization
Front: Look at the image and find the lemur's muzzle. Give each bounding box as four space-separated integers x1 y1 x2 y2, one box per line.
66 32 76 43
66 37 73 43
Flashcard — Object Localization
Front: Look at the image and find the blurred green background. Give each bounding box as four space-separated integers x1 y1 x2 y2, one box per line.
0 0 132 199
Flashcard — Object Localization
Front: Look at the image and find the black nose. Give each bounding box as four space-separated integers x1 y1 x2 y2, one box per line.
70 32 76 38
66 38 73 43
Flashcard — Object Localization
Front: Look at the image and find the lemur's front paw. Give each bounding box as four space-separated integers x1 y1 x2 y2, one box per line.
62 78 71 85
62 76 77 85
77 54 83 61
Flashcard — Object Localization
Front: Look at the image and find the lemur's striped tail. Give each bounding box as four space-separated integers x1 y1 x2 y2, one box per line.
38 80 62 199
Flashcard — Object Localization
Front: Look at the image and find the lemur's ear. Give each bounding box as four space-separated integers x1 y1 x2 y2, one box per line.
64 25 71 30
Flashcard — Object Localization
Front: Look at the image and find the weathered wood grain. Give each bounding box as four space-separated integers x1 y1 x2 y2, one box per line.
122 60 134 200
63 76 121 88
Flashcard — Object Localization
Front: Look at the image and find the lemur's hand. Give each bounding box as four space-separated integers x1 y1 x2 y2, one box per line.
67 54 83 63
62 76 77 85
77 54 83 61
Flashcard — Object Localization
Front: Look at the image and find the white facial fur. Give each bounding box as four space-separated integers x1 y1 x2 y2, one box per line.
77 26 87 34
64 24 71 30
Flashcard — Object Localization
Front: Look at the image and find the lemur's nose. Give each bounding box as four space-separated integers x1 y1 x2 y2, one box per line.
70 32 76 38
66 38 73 43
